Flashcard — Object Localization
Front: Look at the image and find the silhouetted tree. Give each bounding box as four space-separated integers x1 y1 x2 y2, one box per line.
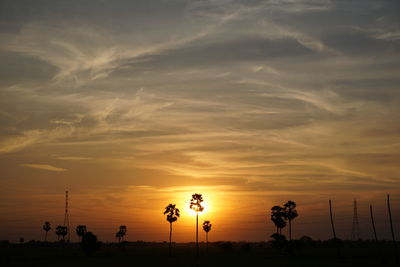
271 205 286 235
76 225 87 241
42 222 51 242
56 226 68 241
116 225 127 242
81 232 101 256
190 193 204 260
203 220 212 252
164 204 180 256
283 201 298 240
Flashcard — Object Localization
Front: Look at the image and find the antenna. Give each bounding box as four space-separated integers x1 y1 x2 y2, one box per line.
63 190 70 242
350 199 361 240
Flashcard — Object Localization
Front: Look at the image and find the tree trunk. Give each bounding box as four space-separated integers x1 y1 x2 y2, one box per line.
196 212 199 260
289 219 292 241
387 194 399 264
169 222 172 257
44 231 48 242
206 232 208 253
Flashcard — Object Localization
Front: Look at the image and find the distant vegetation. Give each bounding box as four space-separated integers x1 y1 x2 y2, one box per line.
203 220 212 252
55 226 68 242
270 200 298 240
42 221 51 241
5 193 398 266
76 225 87 241
115 225 127 242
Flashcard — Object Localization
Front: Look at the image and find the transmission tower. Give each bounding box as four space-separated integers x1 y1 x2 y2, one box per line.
63 190 70 242
350 199 361 240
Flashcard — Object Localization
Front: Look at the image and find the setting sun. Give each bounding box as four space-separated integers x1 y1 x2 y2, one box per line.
187 201 209 216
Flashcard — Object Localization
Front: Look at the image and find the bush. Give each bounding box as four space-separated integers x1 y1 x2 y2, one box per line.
81 232 101 256
270 233 287 253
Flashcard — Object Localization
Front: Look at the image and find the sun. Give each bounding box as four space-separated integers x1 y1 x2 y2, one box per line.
175 190 216 218
187 201 209 216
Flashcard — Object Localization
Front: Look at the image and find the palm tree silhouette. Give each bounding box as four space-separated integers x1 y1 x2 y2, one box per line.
76 225 87 241
56 226 68 241
283 201 298 241
115 231 122 242
190 193 204 260
43 222 51 242
116 225 127 242
202 220 212 252
271 205 286 235
164 204 180 256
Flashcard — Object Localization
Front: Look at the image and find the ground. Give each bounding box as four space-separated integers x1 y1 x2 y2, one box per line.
1 241 398 267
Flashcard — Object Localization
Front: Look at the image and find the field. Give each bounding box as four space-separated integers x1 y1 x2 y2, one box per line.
1 241 399 267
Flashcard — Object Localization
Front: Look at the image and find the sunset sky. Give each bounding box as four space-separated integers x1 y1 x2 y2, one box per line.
0 0 399 243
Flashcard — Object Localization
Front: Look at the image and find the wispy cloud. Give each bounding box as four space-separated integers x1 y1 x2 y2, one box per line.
21 163 66 172
0 127 75 154
55 156 92 161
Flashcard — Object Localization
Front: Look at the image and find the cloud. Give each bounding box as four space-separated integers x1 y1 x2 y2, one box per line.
21 163 66 172
55 156 92 161
0 1 398 196
0 127 75 154
0 130 42 153
0 20 213 85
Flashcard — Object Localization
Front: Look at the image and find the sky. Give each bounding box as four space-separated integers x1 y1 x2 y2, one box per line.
0 0 399 243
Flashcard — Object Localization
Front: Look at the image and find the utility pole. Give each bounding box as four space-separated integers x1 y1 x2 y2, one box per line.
329 200 337 239
387 194 399 264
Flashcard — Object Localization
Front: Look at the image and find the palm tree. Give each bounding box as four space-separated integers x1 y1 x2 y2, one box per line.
116 225 127 242
271 205 286 235
283 200 298 241
56 226 68 241
164 204 180 256
190 193 204 260
76 225 87 241
43 222 51 242
116 231 123 242
202 220 212 252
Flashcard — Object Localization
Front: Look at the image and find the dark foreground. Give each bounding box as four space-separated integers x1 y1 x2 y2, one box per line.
1 241 399 267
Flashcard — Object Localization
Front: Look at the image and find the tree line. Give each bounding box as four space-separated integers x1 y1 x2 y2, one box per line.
37 193 398 263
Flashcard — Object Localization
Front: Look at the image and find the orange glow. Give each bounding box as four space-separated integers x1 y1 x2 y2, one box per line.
186 201 209 216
